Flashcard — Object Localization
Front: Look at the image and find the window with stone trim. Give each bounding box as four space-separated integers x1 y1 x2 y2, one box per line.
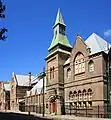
69 91 73 100
78 90 82 101
74 52 85 74
74 91 77 101
88 88 92 100
83 89 87 101
50 68 52 80
89 60 94 72
67 68 71 78
53 66 55 79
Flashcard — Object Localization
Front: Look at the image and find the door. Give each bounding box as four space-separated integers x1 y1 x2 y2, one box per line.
50 101 56 113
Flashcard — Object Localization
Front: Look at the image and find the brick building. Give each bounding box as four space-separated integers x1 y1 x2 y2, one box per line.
25 77 46 113
45 9 111 115
10 72 36 111
0 82 11 111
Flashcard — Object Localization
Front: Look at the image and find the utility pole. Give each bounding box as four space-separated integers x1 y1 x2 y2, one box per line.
43 67 45 117
28 72 31 115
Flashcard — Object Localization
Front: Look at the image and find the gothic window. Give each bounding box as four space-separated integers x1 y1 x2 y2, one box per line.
89 60 94 72
74 91 77 101
83 89 87 101
88 88 92 101
78 90 82 101
67 68 71 78
50 68 52 79
53 67 55 79
69 91 72 99
74 52 85 74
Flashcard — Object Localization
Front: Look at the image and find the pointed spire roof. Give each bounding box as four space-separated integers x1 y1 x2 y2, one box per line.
48 34 72 50
53 8 66 28
48 9 72 52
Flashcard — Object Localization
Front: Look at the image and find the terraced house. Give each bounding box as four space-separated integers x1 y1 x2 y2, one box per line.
45 9 111 115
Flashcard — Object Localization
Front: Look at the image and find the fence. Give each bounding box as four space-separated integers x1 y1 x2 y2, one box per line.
19 103 111 118
20 105 43 114
65 104 111 118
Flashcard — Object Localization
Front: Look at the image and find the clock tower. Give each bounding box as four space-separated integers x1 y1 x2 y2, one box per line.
45 9 72 115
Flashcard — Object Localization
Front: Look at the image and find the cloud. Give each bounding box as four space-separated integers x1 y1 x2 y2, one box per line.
104 29 111 37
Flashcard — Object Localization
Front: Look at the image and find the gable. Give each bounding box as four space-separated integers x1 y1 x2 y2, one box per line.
71 35 87 62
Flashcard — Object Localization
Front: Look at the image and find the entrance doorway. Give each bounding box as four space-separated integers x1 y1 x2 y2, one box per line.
50 99 57 114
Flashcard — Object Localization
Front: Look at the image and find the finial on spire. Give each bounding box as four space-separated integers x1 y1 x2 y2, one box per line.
77 34 82 39
53 8 66 28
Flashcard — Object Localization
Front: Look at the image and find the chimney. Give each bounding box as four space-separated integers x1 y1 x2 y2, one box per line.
28 72 31 87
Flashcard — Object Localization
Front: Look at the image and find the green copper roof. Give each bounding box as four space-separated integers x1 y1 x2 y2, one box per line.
53 8 66 27
48 34 72 50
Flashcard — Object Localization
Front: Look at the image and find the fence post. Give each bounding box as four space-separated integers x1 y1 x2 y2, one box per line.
98 105 99 118
28 105 30 115
69 103 72 115
86 106 87 117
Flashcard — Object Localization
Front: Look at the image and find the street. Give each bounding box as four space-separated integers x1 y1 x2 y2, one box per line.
0 112 52 120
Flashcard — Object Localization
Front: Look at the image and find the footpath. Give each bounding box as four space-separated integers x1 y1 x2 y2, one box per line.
1 110 111 120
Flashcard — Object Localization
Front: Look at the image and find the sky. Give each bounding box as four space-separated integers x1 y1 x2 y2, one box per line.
0 0 111 81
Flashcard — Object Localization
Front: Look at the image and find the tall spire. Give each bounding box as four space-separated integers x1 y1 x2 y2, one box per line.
48 8 72 54
53 8 66 28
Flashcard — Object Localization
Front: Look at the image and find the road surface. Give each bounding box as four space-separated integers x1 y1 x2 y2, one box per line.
0 112 52 120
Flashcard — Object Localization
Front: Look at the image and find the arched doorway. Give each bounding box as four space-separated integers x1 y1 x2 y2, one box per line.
49 96 57 114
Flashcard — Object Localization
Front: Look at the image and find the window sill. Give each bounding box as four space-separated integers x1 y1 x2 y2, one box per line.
74 72 85 76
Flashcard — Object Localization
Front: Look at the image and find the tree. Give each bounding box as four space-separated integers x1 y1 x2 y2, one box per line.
0 0 7 41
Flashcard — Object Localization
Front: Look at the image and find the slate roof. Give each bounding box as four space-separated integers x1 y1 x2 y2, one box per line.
15 74 37 86
64 33 111 65
31 77 46 95
4 83 11 91
85 33 111 55
26 77 46 96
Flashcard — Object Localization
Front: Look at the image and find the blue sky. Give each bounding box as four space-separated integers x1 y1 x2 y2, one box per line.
0 0 111 81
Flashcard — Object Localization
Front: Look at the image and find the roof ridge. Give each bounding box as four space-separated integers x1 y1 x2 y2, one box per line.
93 33 104 51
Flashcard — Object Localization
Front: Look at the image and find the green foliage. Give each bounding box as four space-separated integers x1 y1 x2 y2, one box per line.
0 0 7 41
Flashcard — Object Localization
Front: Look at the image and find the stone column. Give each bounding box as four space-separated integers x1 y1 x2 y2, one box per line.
56 99 62 115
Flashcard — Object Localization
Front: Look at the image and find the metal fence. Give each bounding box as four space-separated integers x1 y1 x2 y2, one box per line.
19 104 111 118
65 104 111 118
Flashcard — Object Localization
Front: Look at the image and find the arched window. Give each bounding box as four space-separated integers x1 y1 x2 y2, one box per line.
67 68 71 78
53 67 55 79
74 91 77 101
74 52 85 74
88 88 92 101
50 68 52 79
89 60 94 72
69 91 73 99
78 90 82 101
83 89 87 101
